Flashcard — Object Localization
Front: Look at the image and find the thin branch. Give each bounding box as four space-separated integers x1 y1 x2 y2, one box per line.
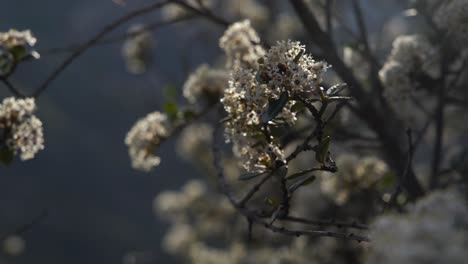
169 0 230 28
39 16 196 55
212 124 369 242
282 216 369 230
386 129 414 211
1 78 25 97
32 0 171 98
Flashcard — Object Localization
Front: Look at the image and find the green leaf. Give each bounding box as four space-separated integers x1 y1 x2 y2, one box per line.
291 101 305 113
239 171 268 181
0 146 14 165
9 45 28 62
327 96 353 102
266 197 278 206
163 85 178 100
326 83 348 96
163 101 179 121
315 136 331 164
261 91 289 124
289 175 316 193
182 109 196 121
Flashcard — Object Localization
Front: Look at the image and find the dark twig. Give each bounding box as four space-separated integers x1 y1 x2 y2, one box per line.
39 16 195 55
1 78 25 97
282 216 369 230
386 129 414 210
212 123 369 242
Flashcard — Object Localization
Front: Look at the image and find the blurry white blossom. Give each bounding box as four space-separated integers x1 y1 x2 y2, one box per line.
343 46 369 82
368 188 468 264
176 122 214 170
227 0 270 28
156 179 339 264
267 13 303 41
320 153 389 205
122 24 153 74
0 97 44 161
219 20 265 69
125 111 170 171
2 235 25 256
182 64 229 105
433 0 468 44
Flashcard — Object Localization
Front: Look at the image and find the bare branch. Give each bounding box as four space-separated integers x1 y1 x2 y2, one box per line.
32 0 171 98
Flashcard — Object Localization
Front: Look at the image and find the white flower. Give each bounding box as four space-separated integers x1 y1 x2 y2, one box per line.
320 153 389 205
0 97 44 161
379 35 436 100
368 188 468 264
183 65 229 104
122 24 153 74
219 20 265 69
0 29 37 49
2 235 25 256
434 0 468 44
125 111 170 171
176 123 214 170
221 40 329 171
7 116 44 160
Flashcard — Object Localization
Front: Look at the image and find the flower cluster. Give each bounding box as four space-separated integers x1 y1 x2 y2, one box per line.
121 24 153 74
221 40 328 172
0 29 40 76
433 0 468 44
379 34 436 99
0 97 44 161
368 188 468 263
183 64 229 105
219 20 265 69
320 153 389 205
125 111 170 171
155 179 337 264
176 123 214 171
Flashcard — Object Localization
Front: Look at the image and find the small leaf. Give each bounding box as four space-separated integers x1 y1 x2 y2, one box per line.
183 109 196 121
291 101 305 113
261 91 289 124
9 45 28 62
326 83 348 96
0 146 14 165
163 101 179 121
315 136 331 164
239 171 268 181
327 96 353 102
266 197 278 206
289 175 316 193
164 85 178 100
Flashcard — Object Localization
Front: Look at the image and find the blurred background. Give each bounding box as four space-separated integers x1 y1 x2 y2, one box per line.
3 0 464 263
0 0 220 263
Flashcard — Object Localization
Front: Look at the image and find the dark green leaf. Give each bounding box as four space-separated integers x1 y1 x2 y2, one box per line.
326 83 348 96
327 96 353 102
261 92 289 124
239 171 268 181
0 146 14 165
163 101 179 121
289 175 316 193
164 85 178 100
183 109 196 121
315 136 331 164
